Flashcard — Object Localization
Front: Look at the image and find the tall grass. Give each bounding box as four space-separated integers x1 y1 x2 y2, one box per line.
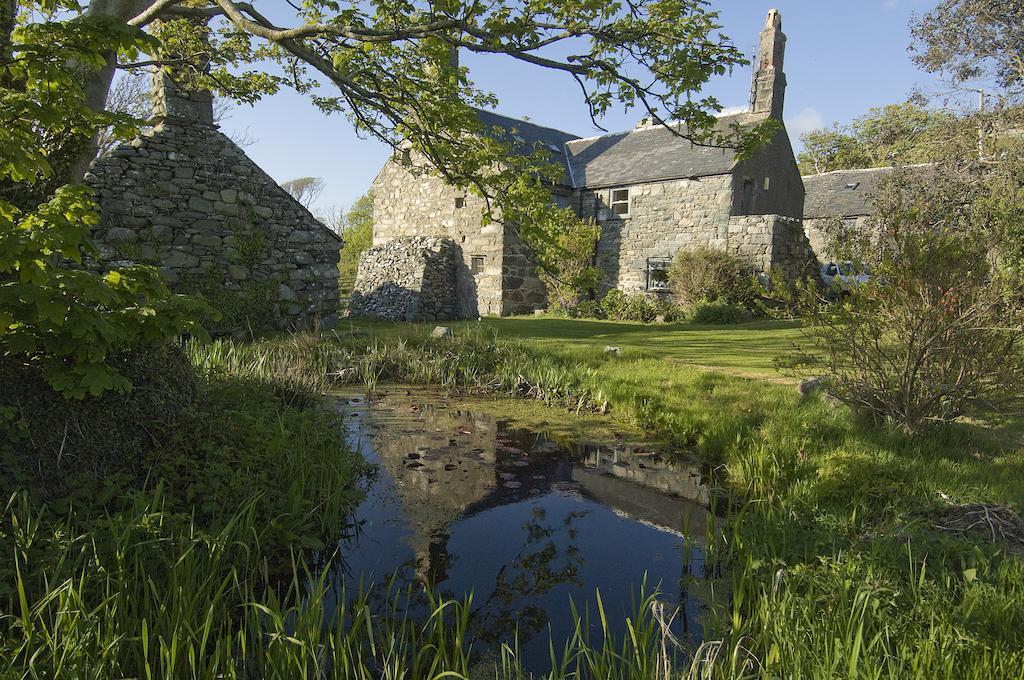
0 492 735 679
187 326 606 411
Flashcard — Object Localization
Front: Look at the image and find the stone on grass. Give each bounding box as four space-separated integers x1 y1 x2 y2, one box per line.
431 326 453 338
798 375 829 397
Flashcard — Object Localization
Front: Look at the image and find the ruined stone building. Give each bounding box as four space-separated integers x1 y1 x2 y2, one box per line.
357 9 817 320
86 68 341 331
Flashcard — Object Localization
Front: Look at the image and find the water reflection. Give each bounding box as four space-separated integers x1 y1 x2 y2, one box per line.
333 389 712 672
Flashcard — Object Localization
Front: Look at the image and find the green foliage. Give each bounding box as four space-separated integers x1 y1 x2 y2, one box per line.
911 0 1024 94
667 246 759 310
797 102 957 174
181 269 280 338
538 218 601 313
0 10 206 397
336 193 374 298
792 169 1024 433
689 300 747 324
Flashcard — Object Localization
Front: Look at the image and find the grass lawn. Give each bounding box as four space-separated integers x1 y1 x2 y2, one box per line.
346 316 806 380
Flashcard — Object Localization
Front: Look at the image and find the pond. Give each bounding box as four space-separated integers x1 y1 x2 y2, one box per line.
330 388 714 673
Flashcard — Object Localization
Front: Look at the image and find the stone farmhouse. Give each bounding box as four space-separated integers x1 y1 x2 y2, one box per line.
356 9 820 320
86 68 342 331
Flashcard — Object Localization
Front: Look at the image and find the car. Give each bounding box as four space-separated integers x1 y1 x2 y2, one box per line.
821 261 870 296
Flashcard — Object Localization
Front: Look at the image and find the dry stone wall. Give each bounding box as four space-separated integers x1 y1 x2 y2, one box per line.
85 74 340 332
372 154 506 317
350 236 459 321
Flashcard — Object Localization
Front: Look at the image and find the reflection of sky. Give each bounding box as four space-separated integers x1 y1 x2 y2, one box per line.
330 398 708 674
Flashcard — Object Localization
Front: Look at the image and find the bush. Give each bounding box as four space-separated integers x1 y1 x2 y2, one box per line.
690 300 747 324
667 247 758 309
0 344 198 498
571 299 605 319
793 169 1024 433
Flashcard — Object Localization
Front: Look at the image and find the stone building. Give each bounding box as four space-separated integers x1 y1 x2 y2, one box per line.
368 111 578 317
802 165 934 263
86 69 341 331
358 9 816 319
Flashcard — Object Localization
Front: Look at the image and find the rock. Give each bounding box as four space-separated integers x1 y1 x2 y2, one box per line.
106 227 137 243
603 346 622 355
278 284 297 301
798 375 830 398
431 326 453 338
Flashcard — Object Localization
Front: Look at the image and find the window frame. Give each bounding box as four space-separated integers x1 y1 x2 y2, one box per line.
470 255 486 275
646 257 673 292
609 187 631 218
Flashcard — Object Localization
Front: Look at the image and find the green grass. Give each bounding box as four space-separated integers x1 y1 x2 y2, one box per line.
345 317 805 380
335 317 1024 678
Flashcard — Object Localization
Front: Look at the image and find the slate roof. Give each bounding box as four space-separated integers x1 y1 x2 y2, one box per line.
802 165 934 219
563 111 769 189
475 109 579 164
802 167 894 218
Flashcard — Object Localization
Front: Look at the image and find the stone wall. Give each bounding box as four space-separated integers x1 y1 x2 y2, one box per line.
727 214 817 280
803 215 870 264
372 152 510 317
350 236 459 321
580 174 734 294
85 73 340 331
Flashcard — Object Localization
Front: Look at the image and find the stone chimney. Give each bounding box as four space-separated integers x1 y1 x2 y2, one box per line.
149 19 214 127
750 9 787 120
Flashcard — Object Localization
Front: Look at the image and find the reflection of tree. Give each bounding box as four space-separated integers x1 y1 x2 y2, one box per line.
464 506 587 646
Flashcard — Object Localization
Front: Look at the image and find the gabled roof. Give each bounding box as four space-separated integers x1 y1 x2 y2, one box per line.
475 109 579 157
802 165 933 219
563 111 770 189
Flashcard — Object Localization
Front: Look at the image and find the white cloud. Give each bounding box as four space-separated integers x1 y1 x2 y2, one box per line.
787 107 825 138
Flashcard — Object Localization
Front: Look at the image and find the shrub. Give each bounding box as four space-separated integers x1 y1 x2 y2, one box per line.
793 169 1024 433
538 219 602 313
572 299 605 319
667 247 758 309
690 300 747 324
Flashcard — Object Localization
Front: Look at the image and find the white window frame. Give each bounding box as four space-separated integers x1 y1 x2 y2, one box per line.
609 187 631 218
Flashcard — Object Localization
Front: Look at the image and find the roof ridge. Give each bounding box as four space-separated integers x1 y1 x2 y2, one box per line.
802 163 935 178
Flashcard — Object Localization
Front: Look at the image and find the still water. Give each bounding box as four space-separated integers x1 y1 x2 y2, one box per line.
332 389 712 672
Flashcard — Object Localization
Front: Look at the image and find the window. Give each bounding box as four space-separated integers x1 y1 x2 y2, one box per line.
401 149 412 166
610 188 631 217
763 177 771 191
455 197 465 209
471 255 485 274
646 257 672 292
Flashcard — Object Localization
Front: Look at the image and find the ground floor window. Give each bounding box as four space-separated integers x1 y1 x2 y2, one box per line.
471 255 485 274
646 257 672 291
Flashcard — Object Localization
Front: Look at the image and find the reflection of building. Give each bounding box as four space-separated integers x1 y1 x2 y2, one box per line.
360 393 710 584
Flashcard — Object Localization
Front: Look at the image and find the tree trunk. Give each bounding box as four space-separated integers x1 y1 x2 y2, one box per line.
0 0 16 64
64 0 153 184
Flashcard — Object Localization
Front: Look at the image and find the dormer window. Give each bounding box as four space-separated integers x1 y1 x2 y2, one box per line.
610 188 631 217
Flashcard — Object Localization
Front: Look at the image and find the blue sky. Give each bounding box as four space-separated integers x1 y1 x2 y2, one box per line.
219 0 941 214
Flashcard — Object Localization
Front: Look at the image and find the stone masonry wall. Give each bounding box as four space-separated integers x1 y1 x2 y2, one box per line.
727 215 817 280
580 174 734 294
372 152 510 317
350 236 459 321
86 115 340 331
803 216 870 265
